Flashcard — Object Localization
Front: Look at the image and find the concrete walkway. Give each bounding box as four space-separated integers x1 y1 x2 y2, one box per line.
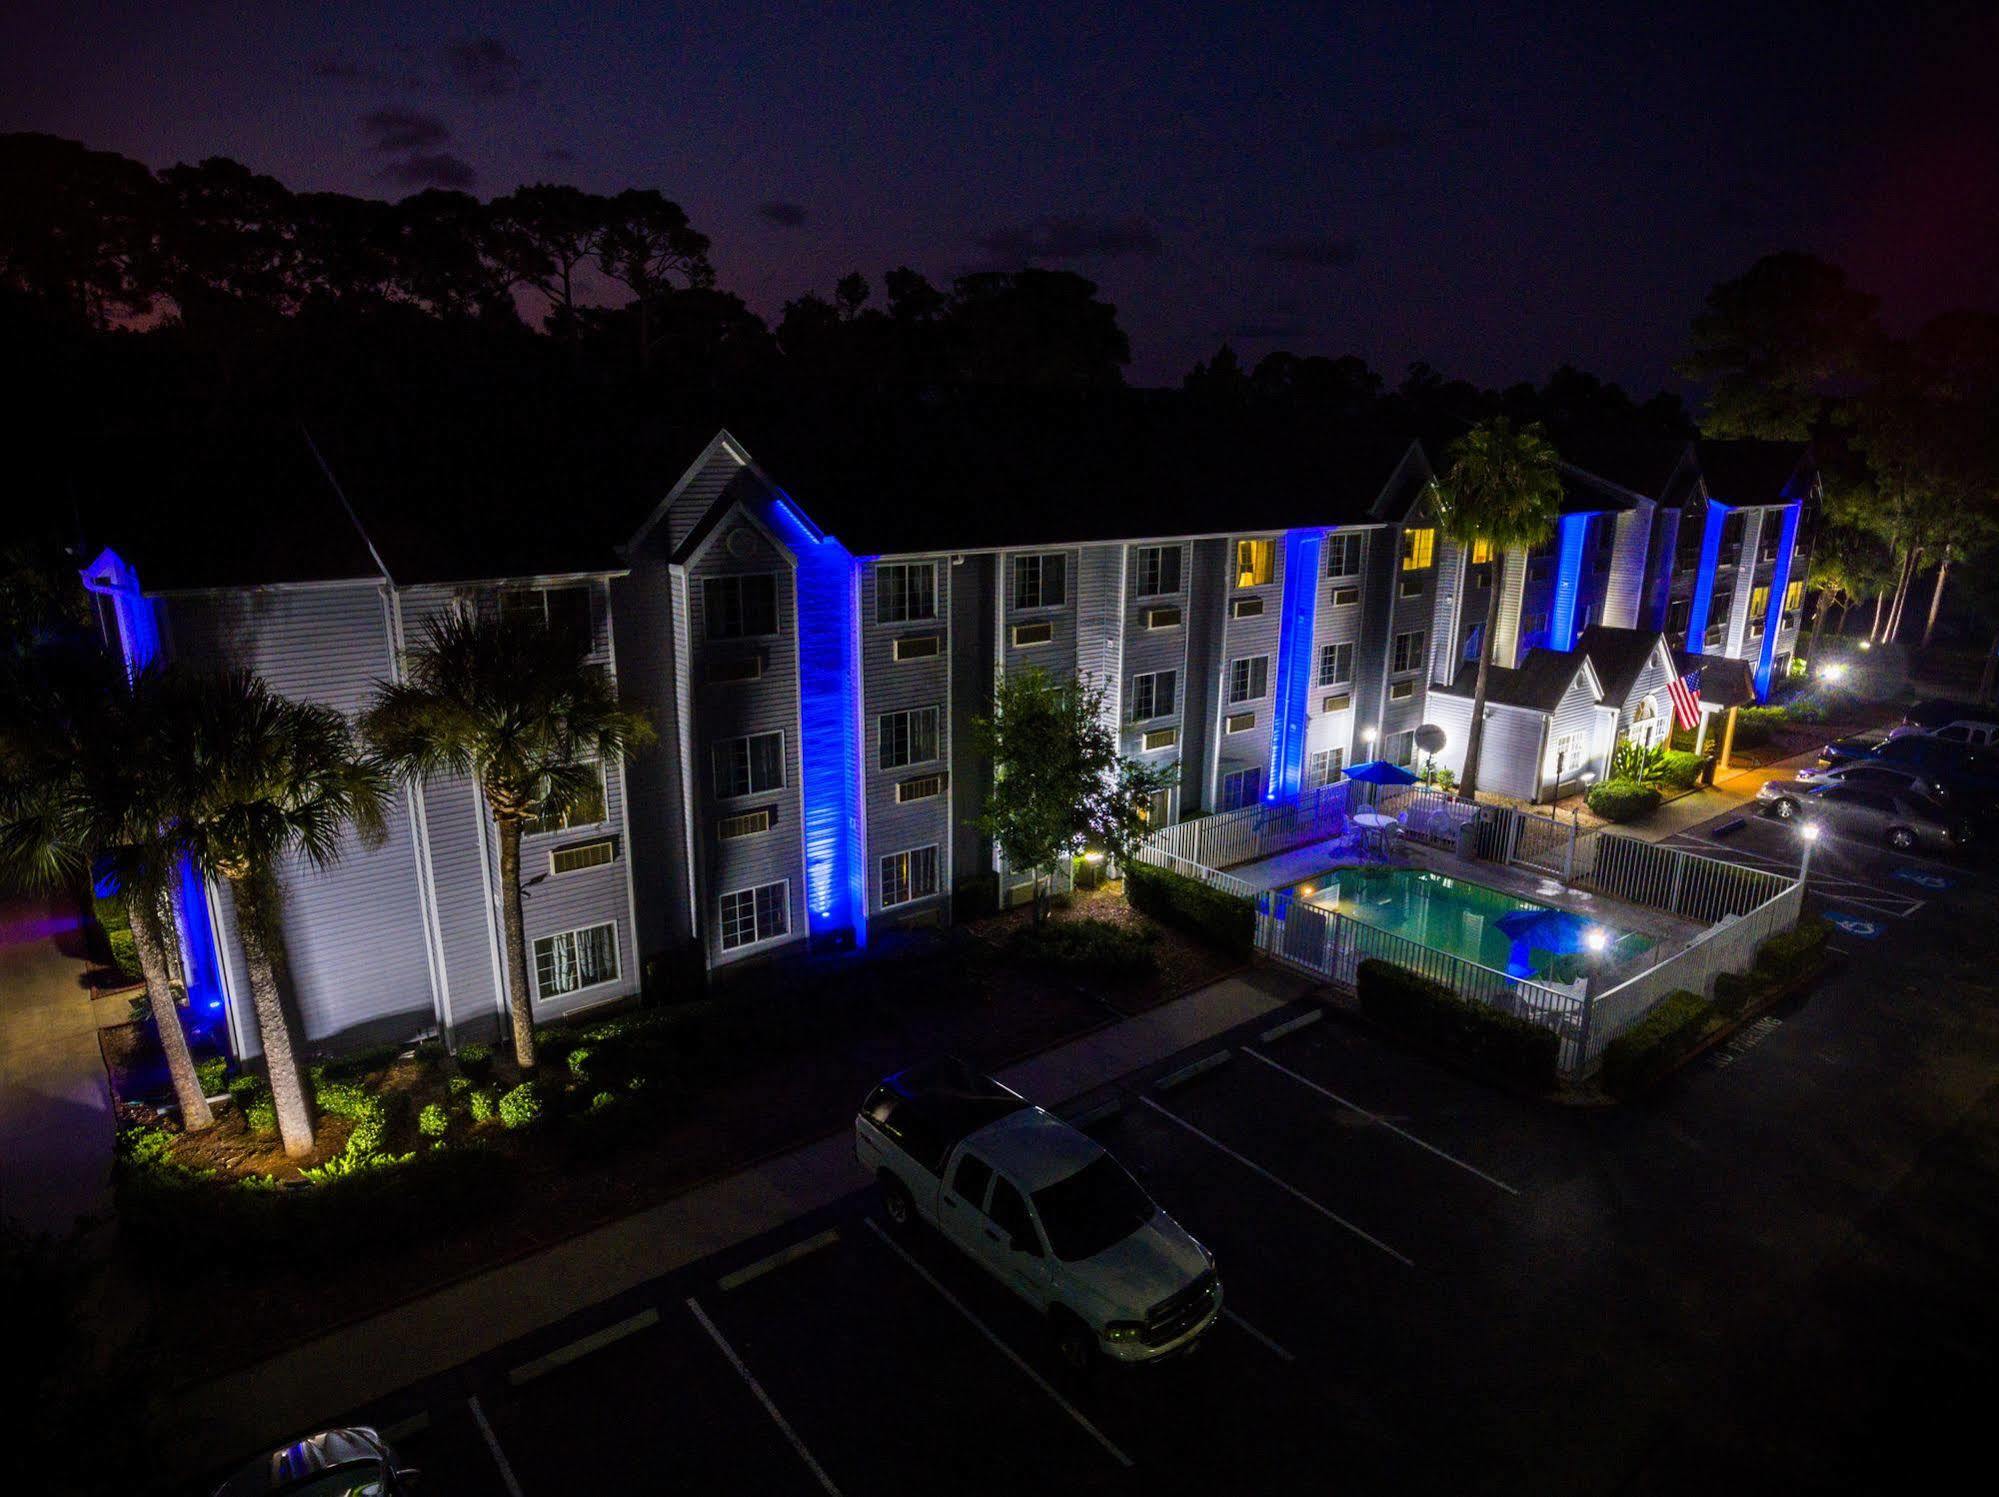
158 964 1304 1479
0 894 115 1236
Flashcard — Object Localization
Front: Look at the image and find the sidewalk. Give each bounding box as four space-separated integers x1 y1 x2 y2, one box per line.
158 963 1304 1479
0 894 115 1236
1614 752 1817 845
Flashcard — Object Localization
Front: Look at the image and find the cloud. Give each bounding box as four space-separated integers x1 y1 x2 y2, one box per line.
446 36 529 97
1254 236 1359 268
972 214 1162 263
361 109 451 153
378 152 478 189
758 201 808 227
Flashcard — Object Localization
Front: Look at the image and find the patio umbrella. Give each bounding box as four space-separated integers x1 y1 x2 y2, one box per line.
1493 907 1604 977
1345 759 1419 785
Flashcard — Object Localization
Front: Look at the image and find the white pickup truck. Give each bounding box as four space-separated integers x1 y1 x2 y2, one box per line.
855 1057 1222 1369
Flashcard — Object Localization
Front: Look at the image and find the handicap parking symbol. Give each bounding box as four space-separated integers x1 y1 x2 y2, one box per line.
1826 911 1884 939
1888 866 1953 891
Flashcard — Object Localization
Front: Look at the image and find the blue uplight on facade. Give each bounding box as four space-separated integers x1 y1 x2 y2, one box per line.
1754 501 1801 701
1684 500 1726 654
1267 528 1325 799
1547 514 1591 652
764 498 868 947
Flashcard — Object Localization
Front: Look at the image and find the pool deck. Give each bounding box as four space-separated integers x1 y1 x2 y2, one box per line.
1228 836 1704 953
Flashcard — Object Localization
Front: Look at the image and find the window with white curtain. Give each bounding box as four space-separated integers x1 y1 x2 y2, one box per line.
532 922 620 999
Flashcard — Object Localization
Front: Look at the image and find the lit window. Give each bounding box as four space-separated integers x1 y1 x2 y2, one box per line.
879 707 941 770
713 732 784 799
1235 538 1275 588
1135 545 1183 597
880 847 939 908
1012 553 1068 610
533 921 619 998
719 882 789 951
1784 579 1805 611
1228 655 1269 703
703 575 779 640
1470 538 1495 565
1401 528 1435 571
876 562 938 624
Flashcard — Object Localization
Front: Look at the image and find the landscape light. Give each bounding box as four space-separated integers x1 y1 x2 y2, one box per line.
1082 850 1105 864
1800 823 1821 843
1821 662 1848 683
1858 640 1871 652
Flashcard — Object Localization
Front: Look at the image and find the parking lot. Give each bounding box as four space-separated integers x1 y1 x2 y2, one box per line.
212 791 1999 1496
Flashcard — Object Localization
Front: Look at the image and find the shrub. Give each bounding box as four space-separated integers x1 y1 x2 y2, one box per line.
228 1074 278 1135
1600 989 1714 1095
446 1076 471 1097
1729 705 1789 748
497 1083 542 1130
195 1056 229 1096
1711 969 1764 1016
1356 959 1560 1089
590 1090 619 1113
1587 779 1661 823
568 1047 594 1081
417 1103 449 1138
106 928 140 979
1755 919 1830 983
1610 740 1666 785
1125 861 1254 960
455 1042 492 1077
1009 918 1156 979
1657 750 1706 791
467 1089 496 1124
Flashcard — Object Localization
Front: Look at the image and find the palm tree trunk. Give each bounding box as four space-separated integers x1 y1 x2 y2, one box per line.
1921 556 1951 649
129 893 212 1130
1886 547 1918 643
1804 586 1829 666
230 873 313 1158
1981 630 1999 706
1456 580 1504 804
496 817 537 1069
1870 593 1886 641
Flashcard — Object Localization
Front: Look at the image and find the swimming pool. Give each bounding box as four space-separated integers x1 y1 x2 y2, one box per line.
1288 865 1651 979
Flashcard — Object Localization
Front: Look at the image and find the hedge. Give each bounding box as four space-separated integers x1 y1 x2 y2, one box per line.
1124 861 1255 960
1600 989 1714 1096
1355 958 1560 1090
1755 918 1830 982
1587 779 1662 822
1658 750 1706 791
1008 917 1157 979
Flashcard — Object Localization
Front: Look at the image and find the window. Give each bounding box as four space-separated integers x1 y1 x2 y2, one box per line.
1748 584 1770 636
1400 576 1426 598
550 839 615 875
1326 533 1363 577
1461 622 1483 661
502 585 593 659
1390 680 1415 701
1705 624 1725 648
1012 553 1067 610
876 562 937 624
1401 528 1435 571
532 921 619 999
880 846 939 907
1135 545 1183 597
1141 726 1179 751
1220 766 1265 809
892 634 941 662
1305 748 1344 789
1470 538 1495 565
1230 595 1265 619
896 773 945 803
526 760 607 835
1719 510 1746 563
951 1153 993 1209
1784 579 1805 611
1666 597 1691 634
718 881 789 951
703 575 778 640
1552 731 1587 779
879 706 941 769
718 808 774 839
706 654 764 684
1385 730 1416 766
1144 605 1182 629
1011 620 1054 647
1224 711 1257 734
987 1177 1038 1252
1332 586 1360 607
1140 787 1173 825
1318 641 1354 687
714 732 784 799
1228 655 1269 703
1131 671 1176 722
1235 538 1275 588
1391 630 1425 674
1321 693 1351 714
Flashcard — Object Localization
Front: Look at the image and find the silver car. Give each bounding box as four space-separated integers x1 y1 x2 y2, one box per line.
1785 783 1968 854
1780 761 1952 805
214 1427 419 1496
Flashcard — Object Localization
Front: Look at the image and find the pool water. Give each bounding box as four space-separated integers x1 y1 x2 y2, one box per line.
1290 865 1651 979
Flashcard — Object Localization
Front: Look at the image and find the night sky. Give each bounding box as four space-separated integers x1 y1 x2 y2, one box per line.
7 2 1995 390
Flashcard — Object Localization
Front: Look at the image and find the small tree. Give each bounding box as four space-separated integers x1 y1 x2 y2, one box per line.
971 668 1172 926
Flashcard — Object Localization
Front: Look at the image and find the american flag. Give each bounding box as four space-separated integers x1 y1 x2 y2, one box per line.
1666 667 1702 729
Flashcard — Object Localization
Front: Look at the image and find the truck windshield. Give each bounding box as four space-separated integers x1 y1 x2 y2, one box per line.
1032 1156 1155 1261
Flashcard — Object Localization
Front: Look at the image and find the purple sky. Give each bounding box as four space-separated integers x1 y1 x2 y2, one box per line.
7 2 1995 389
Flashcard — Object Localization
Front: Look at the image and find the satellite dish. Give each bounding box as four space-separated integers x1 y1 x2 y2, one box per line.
1414 723 1447 754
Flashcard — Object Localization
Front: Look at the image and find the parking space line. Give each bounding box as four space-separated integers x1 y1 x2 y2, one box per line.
861 1218 1135 1469
507 1307 660 1385
719 1228 840 1291
467 1395 527 1497
686 1296 846 1496
1138 1096 1414 1268
1243 1048 1519 1196
1222 1308 1296 1363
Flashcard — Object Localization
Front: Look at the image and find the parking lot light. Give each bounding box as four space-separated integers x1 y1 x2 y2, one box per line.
1821 662 1849 683
1800 821 1821 879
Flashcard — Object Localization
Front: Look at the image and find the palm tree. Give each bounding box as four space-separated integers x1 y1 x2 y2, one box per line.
1434 417 1565 803
159 671 387 1158
362 607 653 1070
0 646 213 1128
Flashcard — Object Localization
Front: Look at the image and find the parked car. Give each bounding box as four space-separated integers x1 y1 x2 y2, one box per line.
215 1427 418 1496
856 1057 1221 1369
1902 698 1990 731
1817 728 1891 768
1862 736 1999 812
1789 760 1953 804
1787 783 1970 854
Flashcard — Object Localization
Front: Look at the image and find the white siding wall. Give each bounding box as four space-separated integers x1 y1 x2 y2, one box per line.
1601 504 1652 628
1120 542 1191 813
1215 534 1284 799
860 555 953 928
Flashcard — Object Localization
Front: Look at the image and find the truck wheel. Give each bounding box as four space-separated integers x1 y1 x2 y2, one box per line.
878 1173 915 1233
1887 826 1916 852
1050 1310 1097 1374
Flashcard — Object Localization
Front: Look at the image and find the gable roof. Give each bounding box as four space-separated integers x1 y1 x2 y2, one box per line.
1441 648 1600 713
1577 625 1672 704
1558 463 1644 515
1672 648 1758 709
1694 439 1812 507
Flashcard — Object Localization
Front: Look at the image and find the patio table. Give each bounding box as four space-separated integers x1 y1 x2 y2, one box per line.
1352 810 1396 854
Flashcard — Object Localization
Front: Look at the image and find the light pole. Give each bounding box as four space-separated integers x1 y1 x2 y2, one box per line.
1799 821 1821 882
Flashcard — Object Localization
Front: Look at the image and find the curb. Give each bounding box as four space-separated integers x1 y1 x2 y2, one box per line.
1600 953 1837 1101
